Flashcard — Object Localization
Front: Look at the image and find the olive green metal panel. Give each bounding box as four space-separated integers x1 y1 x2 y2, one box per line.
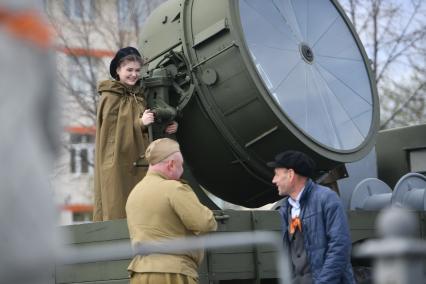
348 211 426 243
56 211 282 283
376 124 426 188
206 250 278 280
139 0 182 61
206 210 280 279
207 253 256 280
58 280 129 284
56 260 130 283
348 212 378 243
60 219 129 244
251 210 283 230
259 252 281 278
214 209 254 231
193 18 228 47
57 220 131 283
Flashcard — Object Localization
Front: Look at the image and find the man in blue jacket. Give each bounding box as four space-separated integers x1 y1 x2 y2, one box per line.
268 150 355 284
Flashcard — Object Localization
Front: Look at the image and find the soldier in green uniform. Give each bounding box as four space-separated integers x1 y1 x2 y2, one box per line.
126 138 217 284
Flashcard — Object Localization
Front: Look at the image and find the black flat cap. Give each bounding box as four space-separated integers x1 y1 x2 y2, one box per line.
267 150 316 178
109 46 141 79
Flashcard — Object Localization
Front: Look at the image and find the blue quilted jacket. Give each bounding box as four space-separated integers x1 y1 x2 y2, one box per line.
279 179 355 284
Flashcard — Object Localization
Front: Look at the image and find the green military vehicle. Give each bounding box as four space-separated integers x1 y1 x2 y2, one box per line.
56 0 426 283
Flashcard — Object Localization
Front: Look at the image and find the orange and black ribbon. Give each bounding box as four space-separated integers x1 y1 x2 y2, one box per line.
289 217 302 234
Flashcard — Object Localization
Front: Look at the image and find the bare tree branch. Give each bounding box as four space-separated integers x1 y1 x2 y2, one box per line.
340 0 426 129
380 82 426 129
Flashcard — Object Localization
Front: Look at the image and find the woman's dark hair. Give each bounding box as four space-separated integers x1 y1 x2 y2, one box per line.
109 46 143 80
117 54 143 71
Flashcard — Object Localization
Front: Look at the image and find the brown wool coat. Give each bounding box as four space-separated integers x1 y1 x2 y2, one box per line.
126 171 218 279
93 80 148 221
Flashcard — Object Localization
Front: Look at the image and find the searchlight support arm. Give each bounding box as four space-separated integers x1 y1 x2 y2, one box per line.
142 50 195 142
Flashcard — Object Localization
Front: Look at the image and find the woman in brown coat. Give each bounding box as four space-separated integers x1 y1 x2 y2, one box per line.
93 47 177 221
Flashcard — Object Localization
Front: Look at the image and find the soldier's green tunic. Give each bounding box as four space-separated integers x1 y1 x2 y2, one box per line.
126 171 217 281
93 80 148 221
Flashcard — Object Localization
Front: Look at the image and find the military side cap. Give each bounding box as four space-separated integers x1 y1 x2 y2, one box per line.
267 150 316 178
145 138 180 165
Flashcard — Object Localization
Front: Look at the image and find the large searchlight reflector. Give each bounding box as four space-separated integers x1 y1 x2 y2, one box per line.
239 0 374 151
139 0 379 207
